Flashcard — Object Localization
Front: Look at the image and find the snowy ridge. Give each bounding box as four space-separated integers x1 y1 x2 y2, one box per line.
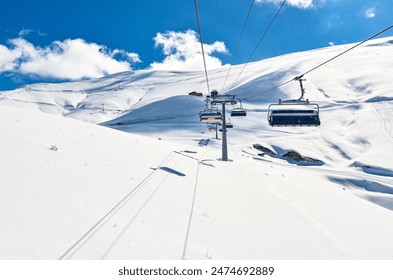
1 37 393 259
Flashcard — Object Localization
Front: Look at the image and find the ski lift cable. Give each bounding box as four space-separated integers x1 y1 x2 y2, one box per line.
194 0 211 95
229 0 287 91
241 23 393 101
297 23 393 79
221 0 256 90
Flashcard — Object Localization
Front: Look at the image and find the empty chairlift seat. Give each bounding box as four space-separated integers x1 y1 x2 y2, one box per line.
268 77 321 127
230 101 247 117
226 122 234 128
231 108 247 117
199 109 222 123
218 120 233 128
267 103 320 127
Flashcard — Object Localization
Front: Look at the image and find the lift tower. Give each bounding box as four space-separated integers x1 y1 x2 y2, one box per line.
211 95 237 161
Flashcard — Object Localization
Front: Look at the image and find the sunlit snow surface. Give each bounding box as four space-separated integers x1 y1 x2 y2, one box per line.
1 37 393 259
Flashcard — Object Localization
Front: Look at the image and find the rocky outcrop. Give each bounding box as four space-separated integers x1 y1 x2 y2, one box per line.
253 144 323 165
282 150 323 164
252 144 277 156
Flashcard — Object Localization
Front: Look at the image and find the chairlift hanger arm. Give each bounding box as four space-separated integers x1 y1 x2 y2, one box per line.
297 78 306 100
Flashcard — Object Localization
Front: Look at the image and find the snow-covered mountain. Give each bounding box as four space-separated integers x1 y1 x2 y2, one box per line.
1 37 393 259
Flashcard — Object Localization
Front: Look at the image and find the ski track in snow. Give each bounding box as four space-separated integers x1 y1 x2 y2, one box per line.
373 102 393 140
59 151 177 259
60 150 205 260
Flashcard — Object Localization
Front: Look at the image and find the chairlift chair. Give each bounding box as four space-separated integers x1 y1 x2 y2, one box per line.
199 108 222 123
231 108 247 117
208 124 217 132
231 101 247 117
267 102 320 126
219 119 233 128
267 77 321 127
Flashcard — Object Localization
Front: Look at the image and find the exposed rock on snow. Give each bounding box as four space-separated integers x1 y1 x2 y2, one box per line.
252 143 277 156
282 150 324 165
253 144 323 165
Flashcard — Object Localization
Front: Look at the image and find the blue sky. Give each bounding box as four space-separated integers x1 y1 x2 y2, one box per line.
0 0 392 90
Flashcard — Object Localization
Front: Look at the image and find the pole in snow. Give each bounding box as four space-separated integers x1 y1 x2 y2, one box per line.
221 102 228 161
211 94 237 161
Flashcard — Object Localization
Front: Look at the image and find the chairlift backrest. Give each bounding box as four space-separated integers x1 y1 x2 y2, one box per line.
268 78 320 126
230 100 247 117
199 109 222 123
267 102 320 127
231 108 247 117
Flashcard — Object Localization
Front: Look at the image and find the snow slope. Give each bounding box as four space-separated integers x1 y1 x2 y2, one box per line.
1 37 393 259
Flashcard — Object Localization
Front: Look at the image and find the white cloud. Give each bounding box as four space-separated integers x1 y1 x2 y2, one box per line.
126 52 142 63
255 0 320 9
0 37 141 80
150 30 228 71
18 28 47 38
328 41 335 46
18 29 33 37
111 49 142 63
365 7 376 18
0 44 22 72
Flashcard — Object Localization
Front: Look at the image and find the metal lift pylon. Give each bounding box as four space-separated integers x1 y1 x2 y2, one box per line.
211 94 237 161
